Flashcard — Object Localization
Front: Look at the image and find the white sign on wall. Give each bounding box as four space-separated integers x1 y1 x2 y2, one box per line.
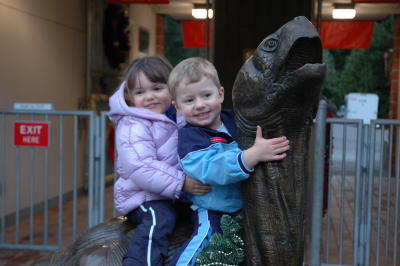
13 102 54 110
345 93 379 124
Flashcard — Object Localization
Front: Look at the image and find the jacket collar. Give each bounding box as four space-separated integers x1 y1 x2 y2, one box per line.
184 109 237 139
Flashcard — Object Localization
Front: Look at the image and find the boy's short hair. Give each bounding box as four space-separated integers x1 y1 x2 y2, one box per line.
168 57 221 98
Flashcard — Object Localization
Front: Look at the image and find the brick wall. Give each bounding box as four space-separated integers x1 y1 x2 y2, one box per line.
156 15 164 56
390 16 400 119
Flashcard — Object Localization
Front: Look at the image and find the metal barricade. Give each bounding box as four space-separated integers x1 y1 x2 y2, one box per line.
310 101 400 266
0 109 97 251
365 120 400 266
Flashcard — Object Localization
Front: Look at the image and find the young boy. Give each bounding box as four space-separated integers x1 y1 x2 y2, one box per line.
167 57 289 266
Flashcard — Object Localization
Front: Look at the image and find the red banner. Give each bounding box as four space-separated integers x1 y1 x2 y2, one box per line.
14 122 50 147
106 0 169 4
318 21 374 49
182 21 212 48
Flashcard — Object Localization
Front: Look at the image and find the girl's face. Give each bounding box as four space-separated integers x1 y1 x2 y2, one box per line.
129 71 172 114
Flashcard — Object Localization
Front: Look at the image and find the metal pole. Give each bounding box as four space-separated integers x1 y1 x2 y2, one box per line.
72 116 78 240
310 100 327 266
358 123 370 265
57 116 64 247
88 112 95 228
393 127 400 266
365 122 375 266
352 120 363 266
339 124 348 264
99 112 109 223
0 114 5 244
94 115 101 225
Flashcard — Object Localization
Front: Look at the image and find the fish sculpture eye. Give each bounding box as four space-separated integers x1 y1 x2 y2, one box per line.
263 36 279 52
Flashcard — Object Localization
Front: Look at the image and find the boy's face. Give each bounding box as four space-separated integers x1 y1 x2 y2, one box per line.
174 76 224 130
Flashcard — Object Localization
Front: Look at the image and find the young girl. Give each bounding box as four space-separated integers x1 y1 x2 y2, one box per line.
108 56 211 266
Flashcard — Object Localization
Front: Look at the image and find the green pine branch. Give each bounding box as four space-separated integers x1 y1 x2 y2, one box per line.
196 213 245 266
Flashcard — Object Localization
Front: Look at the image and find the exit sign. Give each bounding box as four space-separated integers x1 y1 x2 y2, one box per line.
14 122 50 147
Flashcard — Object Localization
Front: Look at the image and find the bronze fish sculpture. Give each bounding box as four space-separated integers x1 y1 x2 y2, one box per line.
232 16 325 266
33 208 193 266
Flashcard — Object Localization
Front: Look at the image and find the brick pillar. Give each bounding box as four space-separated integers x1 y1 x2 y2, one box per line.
389 16 400 177
156 15 164 56
389 16 400 119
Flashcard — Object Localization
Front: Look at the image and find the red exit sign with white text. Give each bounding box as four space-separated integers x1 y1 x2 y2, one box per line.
14 122 50 147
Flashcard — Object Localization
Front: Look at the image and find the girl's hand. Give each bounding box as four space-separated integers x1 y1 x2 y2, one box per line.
183 176 212 195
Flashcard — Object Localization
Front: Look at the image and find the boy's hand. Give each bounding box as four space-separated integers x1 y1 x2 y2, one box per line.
183 176 212 195
244 126 289 168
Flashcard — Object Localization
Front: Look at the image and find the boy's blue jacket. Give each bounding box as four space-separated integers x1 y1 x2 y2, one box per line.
178 109 253 213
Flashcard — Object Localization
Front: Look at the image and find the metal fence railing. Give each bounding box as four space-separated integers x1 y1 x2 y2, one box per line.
309 101 400 266
0 109 96 251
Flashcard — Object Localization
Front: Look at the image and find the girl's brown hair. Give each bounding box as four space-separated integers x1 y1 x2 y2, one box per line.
123 56 172 106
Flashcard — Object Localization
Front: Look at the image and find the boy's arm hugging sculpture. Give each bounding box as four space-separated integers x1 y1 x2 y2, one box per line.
38 16 325 266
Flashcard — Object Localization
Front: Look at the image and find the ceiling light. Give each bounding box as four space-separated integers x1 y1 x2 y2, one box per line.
332 3 356 19
192 4 213 19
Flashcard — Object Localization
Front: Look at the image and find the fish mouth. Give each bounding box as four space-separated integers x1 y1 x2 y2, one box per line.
277 37 322 81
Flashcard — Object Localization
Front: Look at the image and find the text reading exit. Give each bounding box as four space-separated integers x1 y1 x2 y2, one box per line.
14 122 50 147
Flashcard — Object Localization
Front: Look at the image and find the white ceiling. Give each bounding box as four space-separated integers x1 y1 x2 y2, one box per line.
149 0 400 21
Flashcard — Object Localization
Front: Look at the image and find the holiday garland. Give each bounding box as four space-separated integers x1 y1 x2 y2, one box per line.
196 213 245 266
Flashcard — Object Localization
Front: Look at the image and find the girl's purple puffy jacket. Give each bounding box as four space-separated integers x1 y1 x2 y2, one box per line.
108 82 186 215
